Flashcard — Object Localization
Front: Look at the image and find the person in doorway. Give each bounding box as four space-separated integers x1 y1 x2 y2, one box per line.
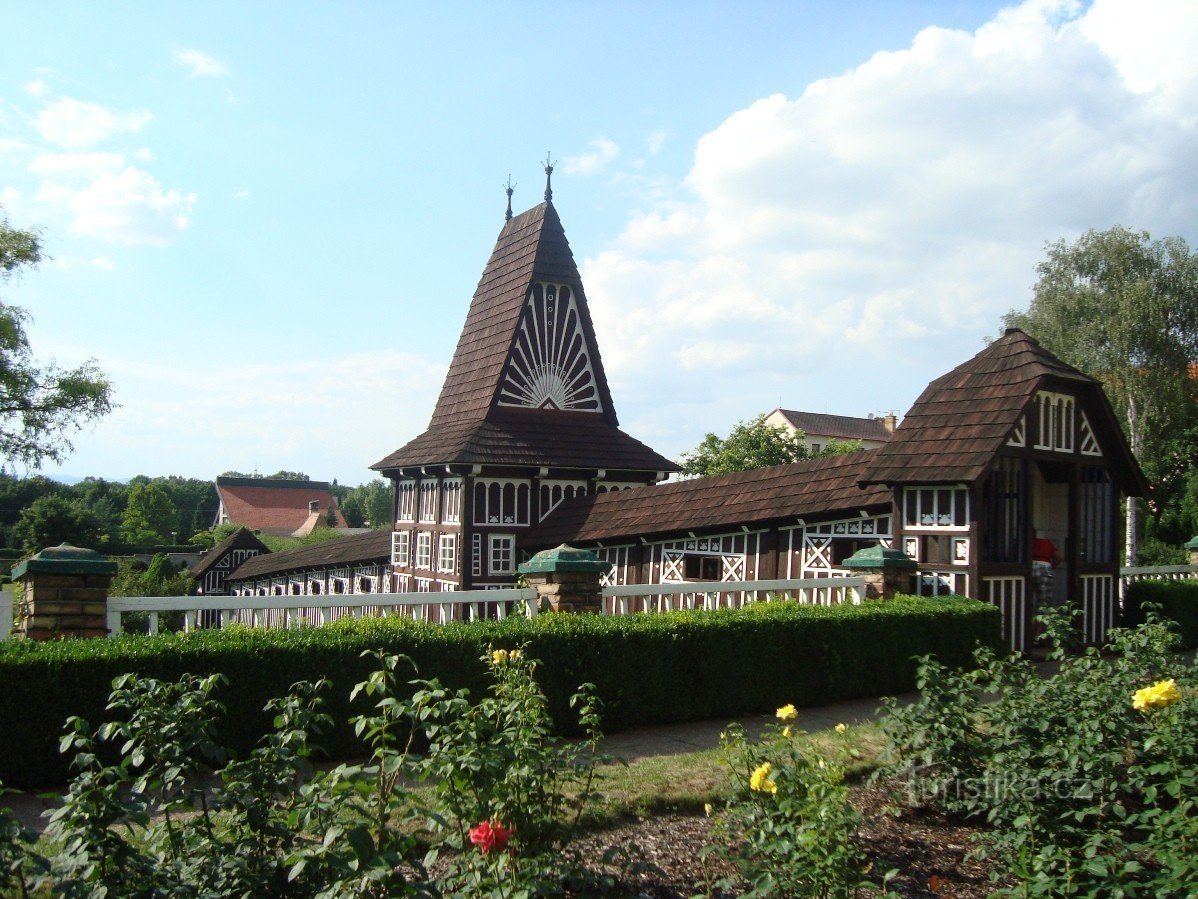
1031 530 1063 609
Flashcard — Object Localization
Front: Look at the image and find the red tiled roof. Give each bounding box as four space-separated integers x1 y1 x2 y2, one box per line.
527 450 891 547
372 201 676 475
773 410 894 442
217 481 348 536
859 329 1148 493
228 530 392 581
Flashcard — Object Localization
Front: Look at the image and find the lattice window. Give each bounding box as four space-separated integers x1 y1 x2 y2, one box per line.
489 535 515 575
419 480 438 523
391 530 409 567
1034 391 1075 452
1080 466 1115 563
438 533 457 574
539 480 587 521
415 532 432 569
472 533 482 577
441 478 462 524
904 487 969 530
1079 412 1101 457
497 282 602 412
982 457 1026 563
397 480 416 522
473 479 531 526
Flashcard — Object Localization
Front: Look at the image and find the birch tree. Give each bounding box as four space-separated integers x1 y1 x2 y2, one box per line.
1003 226 1198 564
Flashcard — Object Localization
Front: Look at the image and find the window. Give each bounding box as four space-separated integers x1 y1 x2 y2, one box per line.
683 555 721 581
419 480 438 523
473 480 531 526
438 533 457 573
391 530 410 567
441 478 462 524
397 481 416 522
472 533 483 577
1034 391 1076 452
982 457 1027 563
415 532 432 569
539 481 587 520
489 535 515 574
904 487 969 530
1079 466 1115 563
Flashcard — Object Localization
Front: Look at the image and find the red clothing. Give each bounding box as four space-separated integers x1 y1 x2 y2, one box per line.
1032 537 1058 564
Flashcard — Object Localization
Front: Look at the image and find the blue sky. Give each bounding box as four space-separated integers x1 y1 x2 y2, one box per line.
2 0 1195 484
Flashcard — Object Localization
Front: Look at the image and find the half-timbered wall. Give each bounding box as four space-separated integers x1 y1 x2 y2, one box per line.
901 486 970 597
648 531 763 584
780 515 893 580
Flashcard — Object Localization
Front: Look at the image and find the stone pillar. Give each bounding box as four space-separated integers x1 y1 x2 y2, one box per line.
10 544 118 640
517 544 611 614
842 544 917 600
1186 536 1198 567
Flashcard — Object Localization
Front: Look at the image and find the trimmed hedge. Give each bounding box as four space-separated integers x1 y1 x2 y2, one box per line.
0 595 1000 788
1123 579 1198 649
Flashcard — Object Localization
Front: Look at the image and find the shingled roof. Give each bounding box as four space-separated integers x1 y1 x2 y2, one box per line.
773 410 894 443
228 530 391 582
371 201 676 475
527 450 892 547
187 526 269 579
859 329 1148 493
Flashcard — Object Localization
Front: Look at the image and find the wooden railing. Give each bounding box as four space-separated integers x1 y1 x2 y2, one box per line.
600 576 867 615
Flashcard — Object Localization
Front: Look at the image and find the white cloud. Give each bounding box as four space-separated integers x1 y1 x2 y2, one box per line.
173 48 230 78
35 99 152 150
24 80 50 98
583 0 1198 460
133 147 155 162
234 188 251 200
646 130 666 156
29 151 125 180
563 137 620 175
38 166 196 245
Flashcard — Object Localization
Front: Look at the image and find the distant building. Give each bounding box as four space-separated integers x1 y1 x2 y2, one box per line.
188 526 270 596
764 409 897 453
214 476 348 536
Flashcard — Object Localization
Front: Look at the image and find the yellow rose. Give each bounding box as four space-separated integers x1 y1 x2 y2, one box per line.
781 726 793 739
776 704 798 721
835 723 847 734
509 649 523 662
749 762 777 794
491 649 508 665
1132 678 1182 712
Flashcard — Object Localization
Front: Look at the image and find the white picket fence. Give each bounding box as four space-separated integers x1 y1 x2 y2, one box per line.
1119 564 1198 595
0 576 869 639
601 576 866 615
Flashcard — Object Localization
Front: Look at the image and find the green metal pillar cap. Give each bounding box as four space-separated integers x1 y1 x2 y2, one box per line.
1185 535 1198 551
842 544 917 570
11 543 118 581
518 544 613 575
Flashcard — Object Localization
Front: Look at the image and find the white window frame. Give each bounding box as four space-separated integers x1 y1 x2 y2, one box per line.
438 533 457 574
415 531 432 569
489 534 515 575
1034 390 1076 452
441 478 462 524
419 480 438 523
391 530 409 567
397 480 416 523
473 479 531 527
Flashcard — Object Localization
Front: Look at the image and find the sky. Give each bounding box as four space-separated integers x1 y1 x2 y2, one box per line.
1 0 1195 486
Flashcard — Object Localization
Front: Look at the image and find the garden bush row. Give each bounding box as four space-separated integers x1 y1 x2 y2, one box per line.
0 594 1001 787
1123 579 1198 648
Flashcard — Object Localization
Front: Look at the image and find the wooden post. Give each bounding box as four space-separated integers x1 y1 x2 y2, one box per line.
10 544 118 640
842 544 917 600
517 544 611 614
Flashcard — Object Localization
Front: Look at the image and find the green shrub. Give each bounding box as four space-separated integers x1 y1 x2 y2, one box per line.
0 595 1000 788
875 609 1198 896
1124 579 1198 648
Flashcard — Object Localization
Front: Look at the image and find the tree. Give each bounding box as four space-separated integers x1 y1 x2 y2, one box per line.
679 414 861 478
14 493 103 550
110 553 192 598
1003 226 1198 563
120 483 179 547
0 215 113 469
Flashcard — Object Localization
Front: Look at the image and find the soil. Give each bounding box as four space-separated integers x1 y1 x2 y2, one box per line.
564 782 1007 897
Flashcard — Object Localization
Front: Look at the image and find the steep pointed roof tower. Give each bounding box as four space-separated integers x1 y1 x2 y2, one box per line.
372 195 676 476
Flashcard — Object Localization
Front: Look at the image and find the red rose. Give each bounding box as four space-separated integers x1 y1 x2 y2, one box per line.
469 818 514 854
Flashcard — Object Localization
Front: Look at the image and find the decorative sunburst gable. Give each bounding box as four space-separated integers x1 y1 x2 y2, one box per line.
497 281 603 413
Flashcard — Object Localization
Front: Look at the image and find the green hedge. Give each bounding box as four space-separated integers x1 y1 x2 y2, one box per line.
1123 580 1198 649
0 595 1000 788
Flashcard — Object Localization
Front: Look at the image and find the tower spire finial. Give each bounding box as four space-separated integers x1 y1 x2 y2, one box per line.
543 152 555 202
504 174 515 221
